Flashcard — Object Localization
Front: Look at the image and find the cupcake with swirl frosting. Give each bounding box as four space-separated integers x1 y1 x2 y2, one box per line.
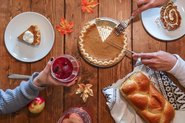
160 1 181 31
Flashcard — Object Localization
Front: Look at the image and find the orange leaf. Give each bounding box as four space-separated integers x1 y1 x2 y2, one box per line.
81 0 98 13
56 18 74 35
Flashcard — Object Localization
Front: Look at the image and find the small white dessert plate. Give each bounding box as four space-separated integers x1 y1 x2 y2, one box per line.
4 12 55 62
141 0 185 41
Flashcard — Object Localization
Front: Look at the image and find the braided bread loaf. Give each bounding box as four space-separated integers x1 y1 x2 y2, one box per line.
120 71 175 123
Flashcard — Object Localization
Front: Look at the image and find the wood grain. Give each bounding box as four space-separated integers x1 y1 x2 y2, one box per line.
0 1 12 122
29 0 65 123
98 0 132 123
1 0 31 123
64 0 98 123
132 0 166 53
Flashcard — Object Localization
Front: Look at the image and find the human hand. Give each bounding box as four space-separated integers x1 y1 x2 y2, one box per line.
132 0 169 16
33 58 76 87
132 51 177 71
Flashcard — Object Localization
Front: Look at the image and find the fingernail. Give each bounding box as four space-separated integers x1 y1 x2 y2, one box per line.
50 57 54 61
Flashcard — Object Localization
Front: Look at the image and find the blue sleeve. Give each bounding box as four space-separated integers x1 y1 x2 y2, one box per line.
0 72 44 114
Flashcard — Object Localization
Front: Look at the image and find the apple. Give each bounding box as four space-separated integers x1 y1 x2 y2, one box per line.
28 97 45 114
62 113 83 123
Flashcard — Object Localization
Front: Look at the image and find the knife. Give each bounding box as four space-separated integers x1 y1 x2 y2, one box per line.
8 74 31 80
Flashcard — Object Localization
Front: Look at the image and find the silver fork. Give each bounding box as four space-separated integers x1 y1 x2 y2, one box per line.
115 16 134 35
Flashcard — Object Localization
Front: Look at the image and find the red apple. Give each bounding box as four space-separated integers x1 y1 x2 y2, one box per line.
28 97 45 114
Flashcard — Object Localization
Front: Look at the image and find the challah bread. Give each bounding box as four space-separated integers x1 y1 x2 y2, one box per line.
120 71 175 123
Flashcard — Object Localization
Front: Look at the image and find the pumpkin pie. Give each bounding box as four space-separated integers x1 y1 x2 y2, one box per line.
78 19 127 67
160 2 181 31
18 25 41 45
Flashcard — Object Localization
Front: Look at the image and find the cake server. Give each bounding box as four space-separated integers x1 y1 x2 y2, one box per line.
114 16 134 35
8 74 31 80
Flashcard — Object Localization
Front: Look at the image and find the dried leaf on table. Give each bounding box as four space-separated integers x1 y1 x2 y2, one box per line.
56 18 74 35
76 83 94 102
76 84 85 94
81 0 98 13
81 93 89 102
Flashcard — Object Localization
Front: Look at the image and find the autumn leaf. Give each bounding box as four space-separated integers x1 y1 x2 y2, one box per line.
81 0 98 13
76 83 94 102
56 18 74 35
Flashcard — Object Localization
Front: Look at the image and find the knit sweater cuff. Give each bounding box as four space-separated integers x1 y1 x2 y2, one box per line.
167 54 185 87
20 72 44 101
29 72 45 91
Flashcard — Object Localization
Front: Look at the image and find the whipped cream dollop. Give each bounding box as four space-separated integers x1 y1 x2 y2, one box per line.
23 31 34 44
97 26 113 42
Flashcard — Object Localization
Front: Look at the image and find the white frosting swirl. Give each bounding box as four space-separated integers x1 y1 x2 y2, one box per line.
23 31 34 44
160 2 181 31
163 7 179 25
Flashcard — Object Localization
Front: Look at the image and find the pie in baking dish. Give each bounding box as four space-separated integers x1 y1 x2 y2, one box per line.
78 18 127 67
18 25 41 45
160 1 181 31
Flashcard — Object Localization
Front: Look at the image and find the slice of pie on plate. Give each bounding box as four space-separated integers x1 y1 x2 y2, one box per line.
18 25 41 45
78 18 127 67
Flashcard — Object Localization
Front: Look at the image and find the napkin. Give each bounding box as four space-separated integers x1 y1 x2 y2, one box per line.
102 64 185 123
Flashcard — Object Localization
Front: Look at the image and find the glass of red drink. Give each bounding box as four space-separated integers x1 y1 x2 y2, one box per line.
57 107 92 123
51 55 79 83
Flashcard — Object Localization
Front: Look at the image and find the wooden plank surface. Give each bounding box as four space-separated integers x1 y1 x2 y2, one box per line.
0 0 184 123
98 0 132 123
64 1 99 123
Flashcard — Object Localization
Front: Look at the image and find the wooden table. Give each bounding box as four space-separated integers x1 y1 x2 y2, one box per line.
0 0 185 123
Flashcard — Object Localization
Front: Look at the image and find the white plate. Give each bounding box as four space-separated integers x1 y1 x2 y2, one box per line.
4 12 55 62
141 0 185 41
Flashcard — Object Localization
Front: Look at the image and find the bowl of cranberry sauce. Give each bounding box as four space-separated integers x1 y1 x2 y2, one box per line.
57 107 92 123
51 55 79 83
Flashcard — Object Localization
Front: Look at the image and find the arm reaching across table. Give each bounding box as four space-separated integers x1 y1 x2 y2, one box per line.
0 58 76 114
133 51 185 88
132 0 169 16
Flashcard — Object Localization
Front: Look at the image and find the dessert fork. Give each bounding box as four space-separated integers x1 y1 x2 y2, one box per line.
115 16 134 35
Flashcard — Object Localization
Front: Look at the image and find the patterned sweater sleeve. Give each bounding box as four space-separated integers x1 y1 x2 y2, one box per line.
0 72 44 114
168 55 185 87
